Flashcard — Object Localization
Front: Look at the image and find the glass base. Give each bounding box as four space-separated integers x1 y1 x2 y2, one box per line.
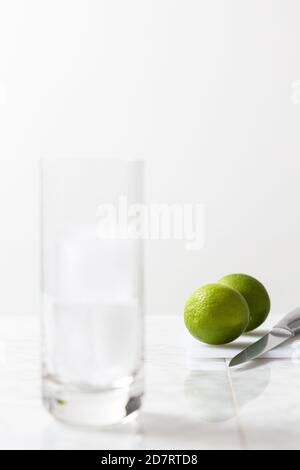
43 377 143 428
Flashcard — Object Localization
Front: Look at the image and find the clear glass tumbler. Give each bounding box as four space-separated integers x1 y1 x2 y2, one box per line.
40 158 144 427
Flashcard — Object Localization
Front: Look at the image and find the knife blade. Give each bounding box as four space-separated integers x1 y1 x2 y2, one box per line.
229 327 294 367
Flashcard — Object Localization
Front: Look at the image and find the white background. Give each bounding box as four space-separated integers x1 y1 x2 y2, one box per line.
0 0 300 316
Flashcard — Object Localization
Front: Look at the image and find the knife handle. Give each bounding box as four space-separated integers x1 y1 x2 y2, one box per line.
275 307 300 335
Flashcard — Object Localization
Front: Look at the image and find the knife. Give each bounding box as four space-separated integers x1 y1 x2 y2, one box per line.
229 307 300 367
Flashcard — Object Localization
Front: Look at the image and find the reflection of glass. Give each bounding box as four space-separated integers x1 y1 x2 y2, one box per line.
41 158 144 427
184 366 270 423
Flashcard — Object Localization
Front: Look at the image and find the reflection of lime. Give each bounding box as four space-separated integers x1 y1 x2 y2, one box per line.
184 366 270 423
184 371 234 423
218 274 271 332
184 284 249 345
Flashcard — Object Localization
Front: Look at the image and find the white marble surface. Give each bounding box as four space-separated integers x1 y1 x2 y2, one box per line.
186 314 297 360
0 315 300 449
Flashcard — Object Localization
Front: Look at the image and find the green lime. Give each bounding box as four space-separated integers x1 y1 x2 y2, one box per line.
218 274 270 332
184 283 250 345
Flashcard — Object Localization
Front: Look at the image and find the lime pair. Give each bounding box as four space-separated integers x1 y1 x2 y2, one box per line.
184 274 271 345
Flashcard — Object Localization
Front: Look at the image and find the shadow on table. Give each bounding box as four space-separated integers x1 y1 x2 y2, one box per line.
138 412 241 449
41 412 241 450
41 418 143 450
184 363 271 423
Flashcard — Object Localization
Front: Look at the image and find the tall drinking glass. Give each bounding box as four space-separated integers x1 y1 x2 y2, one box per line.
40 158 144 426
